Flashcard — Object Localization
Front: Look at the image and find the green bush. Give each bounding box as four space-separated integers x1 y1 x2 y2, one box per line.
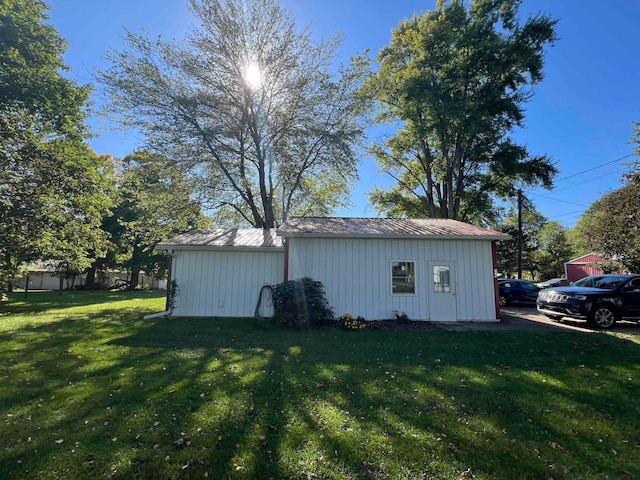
272 277 334 328
394 310 411 323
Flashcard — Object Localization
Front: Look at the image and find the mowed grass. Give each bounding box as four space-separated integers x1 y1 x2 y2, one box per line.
0 292 639 480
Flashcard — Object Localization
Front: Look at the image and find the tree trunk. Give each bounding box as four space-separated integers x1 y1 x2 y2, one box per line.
85 265 97 288
129 270 140 290
263 196 275 229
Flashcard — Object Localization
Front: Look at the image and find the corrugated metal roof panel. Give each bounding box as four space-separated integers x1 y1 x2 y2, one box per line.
278 217 510 240
158 228 283 249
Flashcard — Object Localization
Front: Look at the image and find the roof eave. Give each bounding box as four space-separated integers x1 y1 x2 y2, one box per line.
156 244 284 252
277 232 510 241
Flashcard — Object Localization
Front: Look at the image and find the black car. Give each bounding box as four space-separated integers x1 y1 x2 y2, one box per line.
536 274 640 329
498 279 540 307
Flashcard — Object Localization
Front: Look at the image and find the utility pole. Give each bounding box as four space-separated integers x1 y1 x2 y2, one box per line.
517 189 523 279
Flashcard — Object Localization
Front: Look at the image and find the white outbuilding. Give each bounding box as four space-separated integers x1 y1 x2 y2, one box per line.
157 228 284 318
156 217 509 322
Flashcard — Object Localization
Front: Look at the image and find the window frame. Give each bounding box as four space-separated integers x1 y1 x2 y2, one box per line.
390 260 417 296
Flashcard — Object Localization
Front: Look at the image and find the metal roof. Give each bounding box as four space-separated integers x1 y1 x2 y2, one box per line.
564 252 606 264
278 217 510 240
157 228 283 250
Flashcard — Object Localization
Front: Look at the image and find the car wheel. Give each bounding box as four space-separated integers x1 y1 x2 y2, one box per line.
588 305 617 329
544 314 563 321
499 295 508 307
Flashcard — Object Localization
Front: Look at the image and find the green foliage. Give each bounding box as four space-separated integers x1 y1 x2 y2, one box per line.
101 151 206 289
393 310 411 324
574 166 640 272
1 291 640 479
495 225 523 278
98 0 373 228
0 111 112 289
368 0 558 221
534 221 574 280
566 225 591 258
272 277 334 328
0 0 90 136
570 125 640 272
494 206 574 280
168 279 180 311
0 0 109 289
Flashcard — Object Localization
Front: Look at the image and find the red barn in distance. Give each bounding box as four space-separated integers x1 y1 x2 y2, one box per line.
564 253 624 283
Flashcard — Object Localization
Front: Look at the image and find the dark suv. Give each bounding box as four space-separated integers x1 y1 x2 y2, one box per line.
536 274 640 329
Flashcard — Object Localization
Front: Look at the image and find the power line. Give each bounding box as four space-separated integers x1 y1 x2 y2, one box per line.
555 153 635 183
548 209 585 219
528 193 588 208
551 169 624 193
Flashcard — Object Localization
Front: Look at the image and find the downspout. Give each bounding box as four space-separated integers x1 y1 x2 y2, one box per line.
492 241 500 320
283 238 289 281
164 251 174 311
144 249 176 320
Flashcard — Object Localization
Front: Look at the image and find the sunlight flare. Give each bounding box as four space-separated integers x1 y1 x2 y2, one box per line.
243 62 263 90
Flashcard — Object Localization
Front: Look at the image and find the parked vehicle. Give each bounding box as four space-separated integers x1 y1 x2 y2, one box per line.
536 274 640 329
536 277 570 289
498 279 540 307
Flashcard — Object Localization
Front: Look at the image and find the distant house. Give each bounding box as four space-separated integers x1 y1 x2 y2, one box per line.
564 252 623 283
14 264 85 291
15 263 165 291
156 217 510 322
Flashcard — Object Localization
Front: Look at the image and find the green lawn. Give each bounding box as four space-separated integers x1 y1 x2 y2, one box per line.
1 291 639 479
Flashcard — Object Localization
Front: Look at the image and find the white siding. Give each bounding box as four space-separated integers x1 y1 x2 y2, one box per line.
171 250 284 317
15 272 71 290
287 237 497 321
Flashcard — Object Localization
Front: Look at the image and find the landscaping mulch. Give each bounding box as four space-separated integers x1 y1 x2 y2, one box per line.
308 318 440 330
369 319 440 330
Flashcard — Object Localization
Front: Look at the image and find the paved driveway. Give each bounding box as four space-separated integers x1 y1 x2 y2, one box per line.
438 307 640 335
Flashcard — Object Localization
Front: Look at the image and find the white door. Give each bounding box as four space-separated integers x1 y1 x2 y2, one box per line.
428 261 457 321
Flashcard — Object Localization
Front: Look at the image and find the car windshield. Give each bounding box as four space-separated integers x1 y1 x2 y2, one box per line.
573 275 629 290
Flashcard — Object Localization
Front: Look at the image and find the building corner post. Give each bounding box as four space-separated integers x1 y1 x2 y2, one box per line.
283 238 289 282
492 241 500 320
165 252 173 312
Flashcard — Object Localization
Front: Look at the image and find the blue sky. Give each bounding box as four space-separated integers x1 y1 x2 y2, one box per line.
47 0 640 227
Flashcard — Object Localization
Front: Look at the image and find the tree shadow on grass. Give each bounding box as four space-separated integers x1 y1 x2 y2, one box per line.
1 314 639 479
0 290 165 316
113 319 640 479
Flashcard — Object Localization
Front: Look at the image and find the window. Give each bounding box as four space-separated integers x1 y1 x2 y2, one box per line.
520 282 538 292
574 275 628 290
433 265 451 293
391 261 415 294
624 278 640 291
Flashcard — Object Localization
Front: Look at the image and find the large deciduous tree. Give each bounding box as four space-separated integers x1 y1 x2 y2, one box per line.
98 0 372 229
495 206 573 280
572 125 640 272
574 167 640 272
0 0 88 134
0 0 112 290
368 0 558 223
105 151 206 290
534 221 574 280
495 207 543 278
